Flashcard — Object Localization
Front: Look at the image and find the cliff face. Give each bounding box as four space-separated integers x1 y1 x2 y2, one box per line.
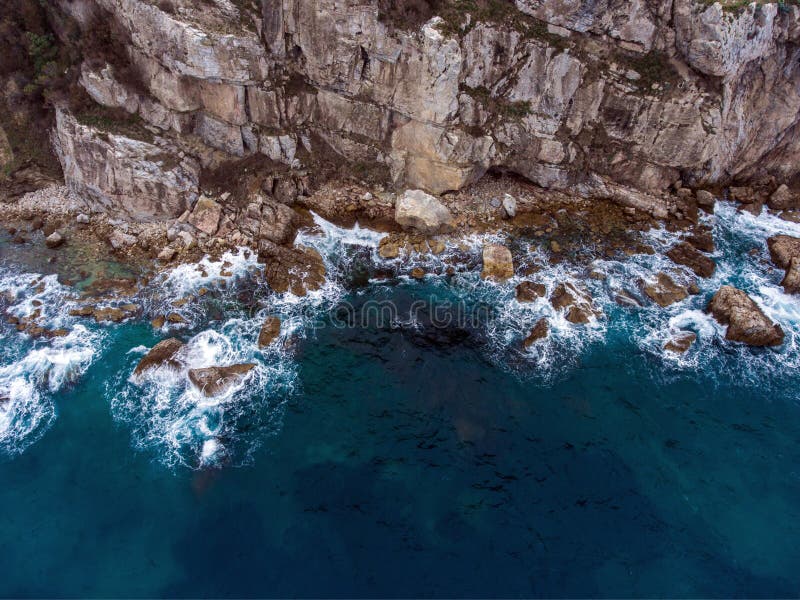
47 0 800 218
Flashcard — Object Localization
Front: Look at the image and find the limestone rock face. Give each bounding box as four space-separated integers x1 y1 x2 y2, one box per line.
188 364 256 397
481 244 514 281
51 0 800 212
395 189 455 234
54 110 199 220
707 286 784 347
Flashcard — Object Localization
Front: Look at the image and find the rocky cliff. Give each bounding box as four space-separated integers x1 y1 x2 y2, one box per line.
13 0 800 221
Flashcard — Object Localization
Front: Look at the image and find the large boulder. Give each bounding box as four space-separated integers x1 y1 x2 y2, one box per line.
134 338 184 375
780 257 800 294
767 235 800 269
258 240 326 296
481 244 514 281
768 185 797 211
188 196 222 235
667 242 715 278
395 189 455 234
642 273 688 307
707 286 784 347
188 364 256 397
516 281 546 302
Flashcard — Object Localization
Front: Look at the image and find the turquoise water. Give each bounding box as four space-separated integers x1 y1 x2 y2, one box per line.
1 203 799 597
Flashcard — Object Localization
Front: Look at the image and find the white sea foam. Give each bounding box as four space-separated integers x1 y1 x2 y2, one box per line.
0 267 104 454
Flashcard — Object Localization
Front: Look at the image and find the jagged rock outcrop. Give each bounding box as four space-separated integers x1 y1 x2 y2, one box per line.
707 285 784 347
48 0 800 220
54 109 199 219
188 364 256 397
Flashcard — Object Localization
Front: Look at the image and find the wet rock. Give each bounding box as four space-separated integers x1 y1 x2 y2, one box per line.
378 235 402 259
523 318 549 347
667 242 716 278
166 312 187 324
481 244 514 281
427 239 446 255
258 240 326 296
643 273 689 307
707 286 784 347
93 304 140 323
410 267 426 280
258 316 281 348
780 257 800 294
151 315 166 329
739 202 763 217
767 235 800 269
768 184 796 211
188 364 256 397
134 338 185 375
729 186 754 203
516 281 546 303
664 332 697 354
188 196 222 235
696 190 716 213
550 283 597 324
45 232 64 249
502 194 517 218
780 211 800 224
687 230 714 253
395 189 454 234
615 290 642 308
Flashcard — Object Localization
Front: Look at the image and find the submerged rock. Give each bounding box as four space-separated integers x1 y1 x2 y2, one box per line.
481 244 514 281
188 364 256 397
707 286 784 347
134 338 184 375
643 273 688 307
664 332 697 354
667 242 715 278
395 190 454 234
258 316 281 348
523 318 549 347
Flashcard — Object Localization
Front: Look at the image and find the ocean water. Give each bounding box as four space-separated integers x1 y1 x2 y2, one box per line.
1 202 799 597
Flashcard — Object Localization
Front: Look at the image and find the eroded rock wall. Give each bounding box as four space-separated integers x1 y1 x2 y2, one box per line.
50 0 800 219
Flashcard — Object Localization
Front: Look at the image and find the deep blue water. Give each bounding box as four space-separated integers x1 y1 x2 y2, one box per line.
1 202 800 597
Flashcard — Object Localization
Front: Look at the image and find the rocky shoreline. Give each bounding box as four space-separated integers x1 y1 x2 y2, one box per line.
2 172 798 353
